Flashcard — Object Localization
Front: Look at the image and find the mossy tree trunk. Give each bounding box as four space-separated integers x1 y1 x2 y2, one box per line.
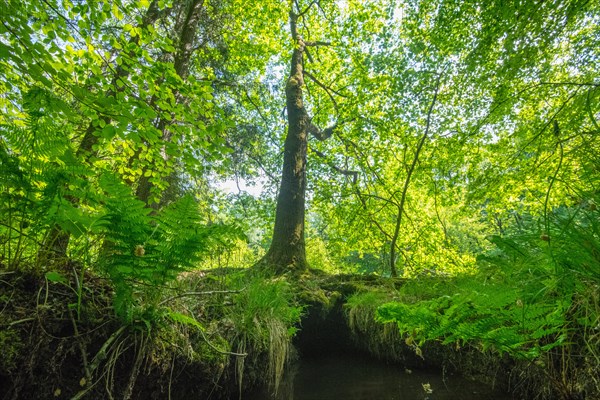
261 11 311 273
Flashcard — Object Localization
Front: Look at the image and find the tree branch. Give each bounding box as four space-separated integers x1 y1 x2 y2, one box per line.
304 40 331 46
298 0 317 16
352 187 394 242
311 146 395 242
304 70 338 110
308 121 336 141
159 289 244 306
311 149 358 183
389 73 442 277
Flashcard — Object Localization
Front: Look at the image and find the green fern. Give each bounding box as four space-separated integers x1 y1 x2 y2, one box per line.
94 179 245 322
377 197 599 360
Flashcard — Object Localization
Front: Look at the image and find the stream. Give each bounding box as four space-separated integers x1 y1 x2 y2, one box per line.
246 353 512 400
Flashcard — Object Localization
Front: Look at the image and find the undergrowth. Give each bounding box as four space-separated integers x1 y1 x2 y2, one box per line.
373 202 600 399
224 274 303 396
345 290 405 360
0 100 301 399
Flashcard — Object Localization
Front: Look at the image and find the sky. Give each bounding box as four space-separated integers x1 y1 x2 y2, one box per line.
216 177 266 197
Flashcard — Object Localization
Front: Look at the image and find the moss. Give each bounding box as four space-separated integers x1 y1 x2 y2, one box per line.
297 286 327 306
343 290 408 362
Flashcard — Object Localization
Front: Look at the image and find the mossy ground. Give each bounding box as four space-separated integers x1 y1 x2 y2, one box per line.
1 268 596 400
0 268 299 400
342 285 599 400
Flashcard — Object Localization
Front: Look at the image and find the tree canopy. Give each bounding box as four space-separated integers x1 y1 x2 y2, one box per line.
2 0 598 272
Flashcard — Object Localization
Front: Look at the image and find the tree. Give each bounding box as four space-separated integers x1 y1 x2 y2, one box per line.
259 2 340 273
300 0 600 277
1 0 234 264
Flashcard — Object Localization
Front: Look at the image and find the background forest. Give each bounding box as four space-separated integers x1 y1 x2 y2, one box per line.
1 0 599 399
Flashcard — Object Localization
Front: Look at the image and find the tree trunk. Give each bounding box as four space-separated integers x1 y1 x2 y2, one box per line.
260 11 310 273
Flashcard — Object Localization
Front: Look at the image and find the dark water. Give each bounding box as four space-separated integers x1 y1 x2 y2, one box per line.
246 353 512 400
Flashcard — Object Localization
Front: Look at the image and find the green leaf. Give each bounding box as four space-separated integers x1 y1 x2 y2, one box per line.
167 311 204 331
45 271 69 285
100 124 116 139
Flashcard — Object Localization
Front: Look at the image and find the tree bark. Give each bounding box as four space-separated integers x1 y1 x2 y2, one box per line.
260 10 311 273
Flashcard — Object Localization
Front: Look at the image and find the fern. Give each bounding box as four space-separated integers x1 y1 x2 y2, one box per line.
167 310 205 331
93 179 245 322
377 196 599 361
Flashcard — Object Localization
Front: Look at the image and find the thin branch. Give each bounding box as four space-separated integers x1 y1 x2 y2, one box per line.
513 89 580 160
298 0 317 16
305 47 315 63
389 73 442 277
538 81 600 88
337 133 391 198
305 40 332 46
353 187 394 241
304 70 338 110
244 90 271 129
198 322 247 357
187 307 247 357
316 0 334 22
159 289 244 306
246 153 279 185
587 88 600 131
431 178 449 244
311 149 358 183
543 120 564 251
468 81 598 139
358 192 400 207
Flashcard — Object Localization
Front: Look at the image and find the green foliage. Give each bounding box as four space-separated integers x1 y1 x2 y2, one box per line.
377 201 600 361
230 276 303 337
347 290 392 309
0 92 87 267
345 290 406 360
226 275 303 392
346 290 390 337
306 236 338 273
96 181 245 322
1 107 244 325
167 310 206 331
1 0 599 397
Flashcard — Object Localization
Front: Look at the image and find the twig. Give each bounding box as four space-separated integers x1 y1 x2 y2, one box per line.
187 308 247 357
158 289 244 306
298 0 317 16
8 317 36 326
198 325 247 357
122 333 146 400
89 325 127 374
304 70 347 98
305 40 332 47
69 308 92 384
311 149 358 183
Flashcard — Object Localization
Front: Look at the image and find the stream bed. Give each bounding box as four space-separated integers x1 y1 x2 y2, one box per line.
246 353 512 400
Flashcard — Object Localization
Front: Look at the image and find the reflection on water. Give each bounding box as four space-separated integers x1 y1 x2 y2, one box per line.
246 353 511 400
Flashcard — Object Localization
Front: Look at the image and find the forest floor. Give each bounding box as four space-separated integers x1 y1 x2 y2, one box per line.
0 267 597 400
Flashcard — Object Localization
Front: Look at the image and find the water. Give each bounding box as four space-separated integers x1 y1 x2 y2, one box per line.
246 353 512 400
